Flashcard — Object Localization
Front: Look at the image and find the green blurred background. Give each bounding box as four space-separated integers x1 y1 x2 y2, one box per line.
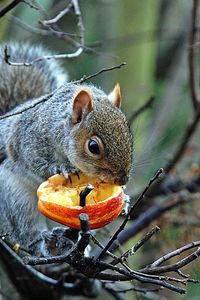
0 0 200 299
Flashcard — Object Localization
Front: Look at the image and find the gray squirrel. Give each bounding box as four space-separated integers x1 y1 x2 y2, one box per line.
0 43 133 256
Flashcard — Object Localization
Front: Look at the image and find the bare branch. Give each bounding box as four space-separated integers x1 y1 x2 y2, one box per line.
72 0 84 49
148 240 200 267
0 62 126 121
22 0 39 10
0 0 21 18
95 262 186 294
41 3 73 25
25 255 152 288
8 15 79 39
24 230 192 294
164 105 200 173
121 226 160 259
142 247 200 275
109 192 200 250
188 0 200 109
75 62 126 84
110 226 160 266
98 169 164 260
144 105 200 198
3 1 85 66
146 172 200 198
4 44 83 67
91 234 134 274
128 96 155 124
0 237 83 296
91 235 117 260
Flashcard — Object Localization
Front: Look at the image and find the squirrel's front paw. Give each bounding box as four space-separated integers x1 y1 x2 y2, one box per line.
49 163 79 179
41 227 77 256
57 164 80 181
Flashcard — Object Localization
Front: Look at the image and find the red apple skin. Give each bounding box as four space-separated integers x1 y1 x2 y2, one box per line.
38 191 124 229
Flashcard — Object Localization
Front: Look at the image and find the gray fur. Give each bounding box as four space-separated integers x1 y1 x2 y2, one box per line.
0 42 67 114
0 43 133 255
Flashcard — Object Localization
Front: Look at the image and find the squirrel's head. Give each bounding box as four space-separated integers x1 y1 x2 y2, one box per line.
67 84 133 185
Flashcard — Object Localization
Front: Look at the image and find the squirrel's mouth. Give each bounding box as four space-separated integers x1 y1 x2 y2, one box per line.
68 156 127 186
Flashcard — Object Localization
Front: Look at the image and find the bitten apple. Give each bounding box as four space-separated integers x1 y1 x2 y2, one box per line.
37 173 124 229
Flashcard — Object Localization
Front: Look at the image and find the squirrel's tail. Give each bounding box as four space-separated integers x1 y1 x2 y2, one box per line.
0 42 67 115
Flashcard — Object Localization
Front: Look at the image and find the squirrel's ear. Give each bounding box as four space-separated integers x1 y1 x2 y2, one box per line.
108 83 121 108
72 89 93 124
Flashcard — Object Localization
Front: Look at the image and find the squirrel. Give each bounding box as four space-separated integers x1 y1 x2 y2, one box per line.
0 42 133 256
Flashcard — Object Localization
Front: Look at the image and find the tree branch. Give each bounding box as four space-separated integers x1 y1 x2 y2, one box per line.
108 192 200 250
0 62 126 121
164 105 200 173
0 0 21 18
110 226 160 266
148 240 200 267
75 62 126 84
128 96 155 125
98 169 163 260
188 0 200 110
142 247 200 275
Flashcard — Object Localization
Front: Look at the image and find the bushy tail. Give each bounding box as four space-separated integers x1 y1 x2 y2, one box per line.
0 42 67 115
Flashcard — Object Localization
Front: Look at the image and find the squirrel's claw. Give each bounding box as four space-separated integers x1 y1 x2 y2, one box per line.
50 165 62 175
68 175 72 184
74 170 80 180
55 163 80 182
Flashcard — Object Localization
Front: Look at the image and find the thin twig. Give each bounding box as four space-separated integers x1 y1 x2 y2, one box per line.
0 0 21 18
91 235 117 260
3 1 85 66
95 273 185 294
126 226 160 256
123 226 160 259
98 168 163 260
144 4 200 196
22 0 39 10
72 0 84 49
25 237 189 294
94 262 186 294
164 105 200 173
99 192 200 253
145 105 200 198
75 62 126 84
8 15 79 39
142 247 200 275
110 226 160 266
91 235 135 273
149 240 200 267
0 62 126 120
146 172 200 197
41 3 73 25
128 96 155 125
4 44 83 67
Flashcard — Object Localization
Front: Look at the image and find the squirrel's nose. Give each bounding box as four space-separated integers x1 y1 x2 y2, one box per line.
114 172 128 185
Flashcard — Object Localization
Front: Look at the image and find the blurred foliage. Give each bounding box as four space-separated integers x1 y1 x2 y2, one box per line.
0 0 200 299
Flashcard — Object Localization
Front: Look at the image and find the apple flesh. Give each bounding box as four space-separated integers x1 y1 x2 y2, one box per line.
37 173 124 229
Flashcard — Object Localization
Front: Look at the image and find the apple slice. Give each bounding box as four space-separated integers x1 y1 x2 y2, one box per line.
37 173 124 229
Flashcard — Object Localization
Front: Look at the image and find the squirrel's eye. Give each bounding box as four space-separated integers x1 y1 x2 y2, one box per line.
88 140 100 155
85 135 104 159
